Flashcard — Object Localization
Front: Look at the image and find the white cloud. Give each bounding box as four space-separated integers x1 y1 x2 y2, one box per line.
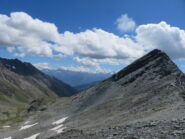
60 66 113 74
136 21 185 60
0 12 61 57
33 63 51 70
60 21 185 66
60 66 92 73
2 12 185 72
116 14 136 32
74 57 98 66
57 28 145 63
34 63 114 74
14 53 25 57
74 57 131 66
0 12 144 66
7 47 15 53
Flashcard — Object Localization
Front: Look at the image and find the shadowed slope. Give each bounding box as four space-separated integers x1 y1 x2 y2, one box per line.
0 57 77 122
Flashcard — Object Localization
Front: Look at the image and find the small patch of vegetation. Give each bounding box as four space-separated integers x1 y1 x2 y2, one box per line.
0 106 30 127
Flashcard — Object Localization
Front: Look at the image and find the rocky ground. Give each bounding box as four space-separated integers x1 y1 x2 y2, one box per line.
51 119 185 139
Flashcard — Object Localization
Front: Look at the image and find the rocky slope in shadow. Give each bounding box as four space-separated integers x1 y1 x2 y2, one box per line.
0 58 77 123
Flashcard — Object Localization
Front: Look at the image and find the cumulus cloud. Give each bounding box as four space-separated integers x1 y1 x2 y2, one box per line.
116 14 136 32
33 62 51 70
136 21 185 60
0 12 144 66
7 47 15 53
74 57 98 66
0 12 61 57
1 12 185 72
60 65 113 74
74 57 131 66
57 29 145 63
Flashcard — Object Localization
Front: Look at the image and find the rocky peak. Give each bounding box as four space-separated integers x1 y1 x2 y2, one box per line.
0 57 41 76
112 49 181 82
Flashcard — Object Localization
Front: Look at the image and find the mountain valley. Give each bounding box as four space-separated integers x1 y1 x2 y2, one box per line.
0 58 77 127
42 69 111 91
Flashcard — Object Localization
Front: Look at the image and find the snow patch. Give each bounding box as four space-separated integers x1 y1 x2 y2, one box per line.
50 124 66 134
52 117 68 125
50 124 64 131
19 123 38 130
51 117 68 134
56 127 66 134
24 133 40 139
4 137 11 139
3 125 10 128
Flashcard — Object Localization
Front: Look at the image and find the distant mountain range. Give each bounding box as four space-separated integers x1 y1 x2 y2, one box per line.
42 69 112 91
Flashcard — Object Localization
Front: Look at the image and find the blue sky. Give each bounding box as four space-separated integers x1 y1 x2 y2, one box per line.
0 0 185 73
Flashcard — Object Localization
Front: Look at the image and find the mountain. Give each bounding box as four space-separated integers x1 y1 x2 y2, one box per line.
42 69 111 90
59 49 184 125
2 49 185 138
74 81 99 92
0 57 77 122
51 49 185 138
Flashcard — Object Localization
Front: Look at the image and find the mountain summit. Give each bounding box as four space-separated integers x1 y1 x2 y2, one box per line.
112 49 181 81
